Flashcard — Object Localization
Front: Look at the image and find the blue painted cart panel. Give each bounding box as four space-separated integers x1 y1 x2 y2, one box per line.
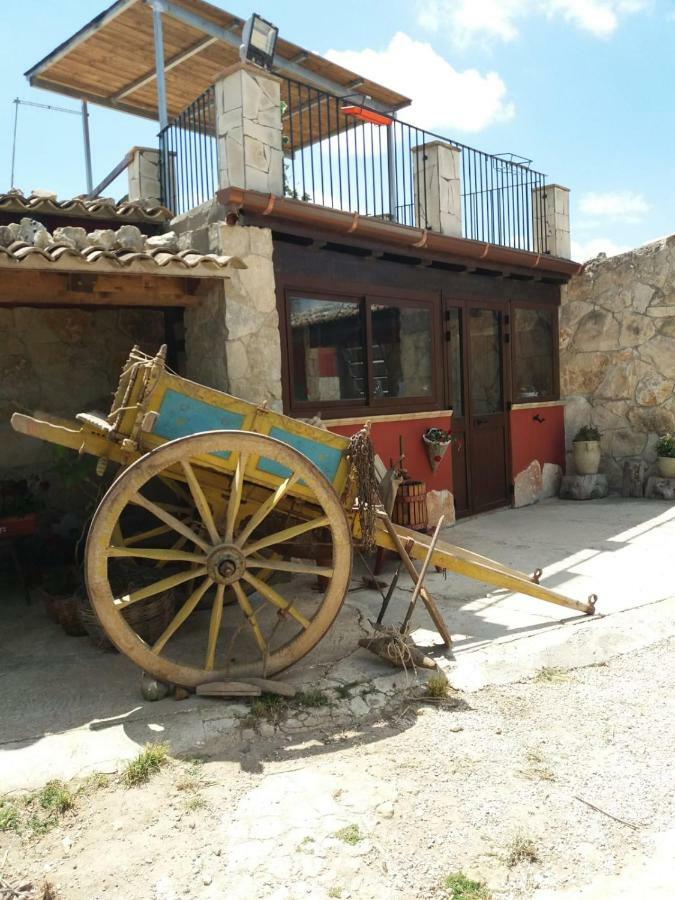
257 426 343 485
153 389 245 459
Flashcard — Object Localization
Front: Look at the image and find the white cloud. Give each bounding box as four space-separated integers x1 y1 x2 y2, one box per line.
571 237 630 261
579 191 649 223
324 32 514 133
417 0 647 45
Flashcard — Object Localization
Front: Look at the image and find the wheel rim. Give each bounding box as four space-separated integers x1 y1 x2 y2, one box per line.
85 430 352 686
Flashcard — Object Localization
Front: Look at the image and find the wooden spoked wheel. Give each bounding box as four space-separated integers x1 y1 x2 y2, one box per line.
85 431 352 687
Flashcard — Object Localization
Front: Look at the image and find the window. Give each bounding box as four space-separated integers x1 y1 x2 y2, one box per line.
286 292 438 413
512 306 557 402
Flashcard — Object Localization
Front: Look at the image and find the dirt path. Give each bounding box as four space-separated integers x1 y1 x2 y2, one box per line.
2 638 673 900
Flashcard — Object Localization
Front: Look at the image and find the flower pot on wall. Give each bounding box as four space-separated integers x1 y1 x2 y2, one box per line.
657 456 675 478
573 440 601 476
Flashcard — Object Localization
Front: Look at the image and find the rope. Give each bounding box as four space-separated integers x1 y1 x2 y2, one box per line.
345 427 379 553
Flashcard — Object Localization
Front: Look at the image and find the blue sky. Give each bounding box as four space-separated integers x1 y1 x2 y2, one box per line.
1 0 674 260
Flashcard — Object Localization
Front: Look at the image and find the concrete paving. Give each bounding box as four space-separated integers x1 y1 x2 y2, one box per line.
1 496 674 792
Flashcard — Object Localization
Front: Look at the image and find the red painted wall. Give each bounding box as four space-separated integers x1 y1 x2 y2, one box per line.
329 414 453 492
510 405 565 478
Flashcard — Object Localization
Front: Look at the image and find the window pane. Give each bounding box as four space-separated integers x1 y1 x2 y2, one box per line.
469 308 503 415
513 307 555 401
370 304 433 398
290 297 365 402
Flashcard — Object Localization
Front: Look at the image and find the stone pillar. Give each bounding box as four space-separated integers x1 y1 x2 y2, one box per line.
214 62 283 195
127 147 162 205
532 183 570 259
412 141 462 236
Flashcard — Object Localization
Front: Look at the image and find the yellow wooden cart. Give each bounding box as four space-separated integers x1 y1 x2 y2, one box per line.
11 346 596 688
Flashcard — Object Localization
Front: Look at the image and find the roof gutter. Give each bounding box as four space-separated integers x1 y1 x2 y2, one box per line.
218 188 584 278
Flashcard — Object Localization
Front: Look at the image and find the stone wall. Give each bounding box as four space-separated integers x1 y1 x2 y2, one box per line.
0 306 165 474
174 200 283 409
560 235 675 489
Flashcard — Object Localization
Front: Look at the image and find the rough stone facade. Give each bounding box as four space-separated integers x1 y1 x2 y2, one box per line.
560 235 675 490
174 200 283 409
412 142 461 237
0 307 164 474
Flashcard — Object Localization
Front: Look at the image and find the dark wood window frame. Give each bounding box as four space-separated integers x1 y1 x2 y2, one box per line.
279 282 445 418
509 301 560 404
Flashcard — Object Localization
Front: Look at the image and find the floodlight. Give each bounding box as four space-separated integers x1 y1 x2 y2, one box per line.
240 13 278 70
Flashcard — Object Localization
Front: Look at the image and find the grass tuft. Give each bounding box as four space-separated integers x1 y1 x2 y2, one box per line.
42 882 59 900
534 666 569 683
333 823 362 845
183 793 207 813
250 693 289 725
425 672 450 698
328 888 343 898
122 742 169 787
506 833 540 867
441 871 491 899
295 689 330 709
39 781 75 815
0 801 20 832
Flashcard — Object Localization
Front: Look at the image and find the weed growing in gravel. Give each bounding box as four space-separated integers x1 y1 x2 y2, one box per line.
506 834 540 867
535 666 569 683
122 742 169 787
42 881 59 899
425 673 450 698
250 694 289 725
183 794 207 813
441 871 491 899
523 750 555 782
328 888 343 898
80 773 109 793
0 801 20 832
39 781 75 815
295 689 330 708
333 823 362 845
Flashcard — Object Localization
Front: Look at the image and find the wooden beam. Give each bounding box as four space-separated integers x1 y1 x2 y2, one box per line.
0 270 203 308
113 35 217 101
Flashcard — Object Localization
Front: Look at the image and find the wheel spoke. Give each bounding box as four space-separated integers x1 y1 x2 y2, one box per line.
159 475 192 505
130 492 210 552
224 453 248 541
235 473 299 547
121 524 174 546
107 546 207 563
153 576 213 654
114 566 208 608
246 558 334 578
205 584 225 670
181 461 220 545
242 571 311 629
243 516 330 557
155 534 188 569
231 582 268 656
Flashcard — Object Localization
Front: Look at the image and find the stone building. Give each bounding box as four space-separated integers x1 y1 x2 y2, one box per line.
6 0 586 524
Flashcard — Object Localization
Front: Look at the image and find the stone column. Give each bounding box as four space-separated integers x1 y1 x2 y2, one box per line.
532 183 570 259
411 141 462 236
127 147 162 205
214 61 283 195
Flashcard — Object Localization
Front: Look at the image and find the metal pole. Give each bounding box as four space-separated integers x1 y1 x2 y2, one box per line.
151 1 169 131
81 100 93 194
386 115 398 223
10 99 19 188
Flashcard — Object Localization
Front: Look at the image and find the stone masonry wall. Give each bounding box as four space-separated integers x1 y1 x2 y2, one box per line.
174 200 283 409
0 307 165 474
560 235 675 489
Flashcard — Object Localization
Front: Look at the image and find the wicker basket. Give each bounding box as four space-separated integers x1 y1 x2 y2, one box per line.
78 567 177 651
38 589 87 636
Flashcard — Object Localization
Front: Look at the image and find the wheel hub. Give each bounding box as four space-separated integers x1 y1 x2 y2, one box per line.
207 544 246 585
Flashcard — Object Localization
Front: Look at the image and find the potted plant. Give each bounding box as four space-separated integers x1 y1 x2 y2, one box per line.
422 426 453 472
572 425 601 475
655 433 675 478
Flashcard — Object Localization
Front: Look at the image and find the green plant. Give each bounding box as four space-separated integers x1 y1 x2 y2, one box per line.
250 693 289 725
423 426 452 444
328 888 343 899
506 834 540 867
333 824 362 845
425 672 450 698
122 742 169 787
656 433 675 458
294 689 330 709
441 871 491 899
534 666 569 683
0 801 20 832
573 425 600 443
183 794 207 812
39 781 74 815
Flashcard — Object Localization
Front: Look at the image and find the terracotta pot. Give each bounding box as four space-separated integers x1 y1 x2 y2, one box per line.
573 440 601 476
0 512 37 538
657 456 675 479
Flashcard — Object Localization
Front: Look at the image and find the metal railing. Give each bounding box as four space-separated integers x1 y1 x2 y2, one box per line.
159 76 550 254
159 85 216 216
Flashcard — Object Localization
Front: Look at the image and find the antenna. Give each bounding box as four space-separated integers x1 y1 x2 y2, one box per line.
9 98 93 193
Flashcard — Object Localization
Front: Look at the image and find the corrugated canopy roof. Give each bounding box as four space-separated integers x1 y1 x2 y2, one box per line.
25 0 411 124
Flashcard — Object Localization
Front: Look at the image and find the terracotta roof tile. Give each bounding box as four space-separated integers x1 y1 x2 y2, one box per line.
0 191 172 224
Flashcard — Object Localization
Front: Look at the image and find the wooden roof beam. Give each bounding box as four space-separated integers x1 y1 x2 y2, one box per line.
113 35 217 101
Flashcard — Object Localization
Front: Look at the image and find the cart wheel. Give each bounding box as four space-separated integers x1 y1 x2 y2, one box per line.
85 430 352 686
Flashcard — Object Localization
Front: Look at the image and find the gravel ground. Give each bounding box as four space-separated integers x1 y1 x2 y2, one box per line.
1 638 673 900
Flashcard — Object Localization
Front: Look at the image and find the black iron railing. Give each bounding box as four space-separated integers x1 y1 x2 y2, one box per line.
159 76 550 254
159 85 216 216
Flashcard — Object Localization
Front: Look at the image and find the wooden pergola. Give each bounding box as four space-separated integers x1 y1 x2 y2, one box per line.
25 0 411 132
